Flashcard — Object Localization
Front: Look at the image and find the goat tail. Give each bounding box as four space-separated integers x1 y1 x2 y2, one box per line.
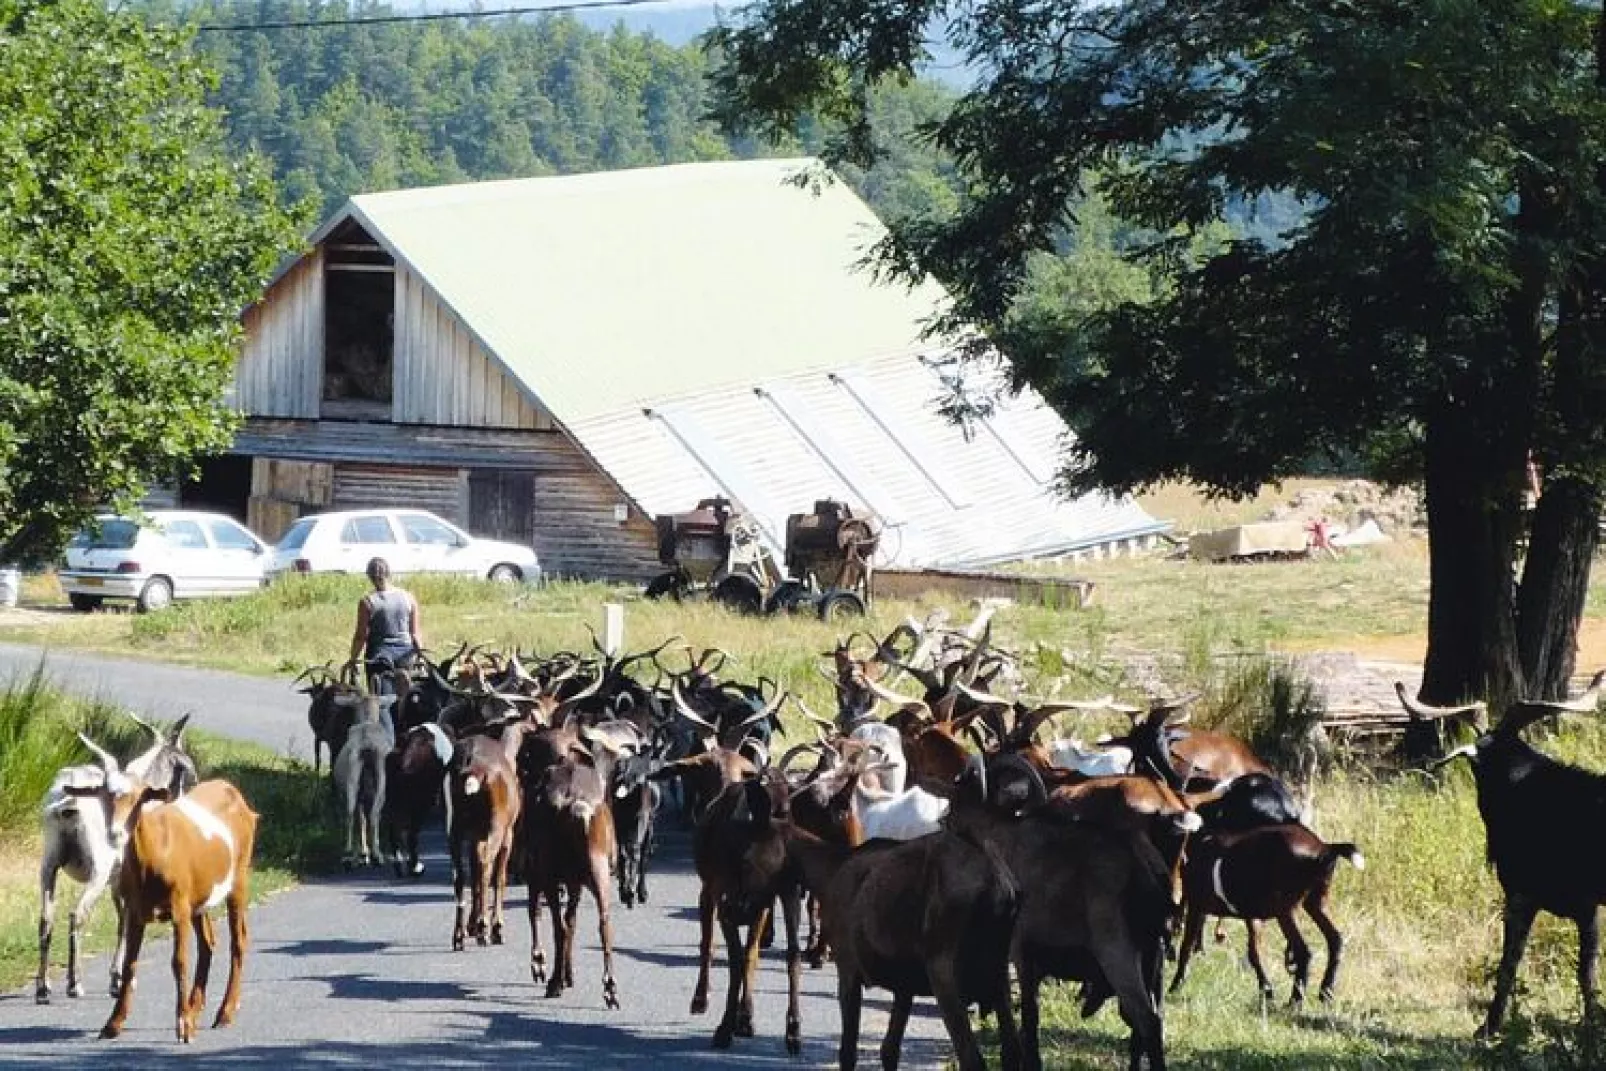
1328 843 1366 872
463 775 483 796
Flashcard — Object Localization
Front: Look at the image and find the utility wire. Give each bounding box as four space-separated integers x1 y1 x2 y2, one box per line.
196 0 694 33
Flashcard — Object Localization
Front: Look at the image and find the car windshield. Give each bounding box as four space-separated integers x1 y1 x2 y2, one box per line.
277 518 315 552
69 519 141 551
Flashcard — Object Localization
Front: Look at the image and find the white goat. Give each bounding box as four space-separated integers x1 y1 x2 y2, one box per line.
36 735 135 1004
854 779 949 841
1046 738 1134 778
334 697 391 867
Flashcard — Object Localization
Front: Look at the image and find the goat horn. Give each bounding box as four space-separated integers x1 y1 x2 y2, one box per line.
793 695 838 734
1393 681 1487 722
670 679 718 732
954 681 1013 711
863 675 926 709
77 733 120 773
1430 743 1480 769
123 710 161 740
738 689 788 731
778 741 825 773
1522 669 1606 714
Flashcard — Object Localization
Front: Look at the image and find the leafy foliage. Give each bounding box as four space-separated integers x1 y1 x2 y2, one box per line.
0 0 305 565
707 0 1606 702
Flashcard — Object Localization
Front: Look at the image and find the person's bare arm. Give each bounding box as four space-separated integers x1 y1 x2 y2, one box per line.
349 597 371 664
409 593 424 653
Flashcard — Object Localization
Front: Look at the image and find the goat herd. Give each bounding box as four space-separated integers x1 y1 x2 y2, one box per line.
31 609 1606 1070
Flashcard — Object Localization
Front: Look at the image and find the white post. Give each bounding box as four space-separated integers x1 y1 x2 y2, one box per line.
602 602 625 659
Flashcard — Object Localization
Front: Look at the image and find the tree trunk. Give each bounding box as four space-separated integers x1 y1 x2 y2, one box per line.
1420 414 1526 707
1516 476 1601 699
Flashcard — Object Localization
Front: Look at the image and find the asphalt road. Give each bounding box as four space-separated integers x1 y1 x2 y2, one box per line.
0 644 950 1069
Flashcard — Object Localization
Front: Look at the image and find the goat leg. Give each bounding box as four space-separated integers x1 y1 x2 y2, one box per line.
737 909 768 1039
1306 896 1345 1003
107 886 127 999
213 885 249 1029
837 972 863 1071
1579 910 1601 1026
171 907 196 1043
490 840 510 946
189 912 216 1020
67 867 113 1000
527 886 547 984
472 841 491 945
543 884 568 999
929 958 989 1071
782 890 802 1054
881 990 915 1071
712 912 747 1048
1168 904 1206 996
1243 921 1275 1001
1016 958 1043 1071
36 864 56 1003
450 837 467 951
101 917 147 1039
591 858 619 1010
560 884 581 990
1481 895 1539 1039
1276 913 1311 1006
690 886 715 1015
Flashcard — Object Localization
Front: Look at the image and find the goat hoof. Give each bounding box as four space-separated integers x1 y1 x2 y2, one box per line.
691 994 709 1015
603 981 620 1010
1319 987 1336 1004
490 925 504 946
34 987 49 1005
213 1010 235 1029
411 861 424 876
786 1031 801 1056
544 980 564 1000
736 1012 755 1038
68 981 84 999
452 936 465 952
98 1023 122 1040
638 889 648 904
712 1028 734 1050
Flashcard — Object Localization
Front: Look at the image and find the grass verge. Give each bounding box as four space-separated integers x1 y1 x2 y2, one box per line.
0 669 337 991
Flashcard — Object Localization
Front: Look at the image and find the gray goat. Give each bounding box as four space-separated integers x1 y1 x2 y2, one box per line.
334 697 391 867
36 713 196 1004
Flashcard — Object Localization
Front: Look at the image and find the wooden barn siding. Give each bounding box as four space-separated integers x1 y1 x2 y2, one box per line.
236 251 323 418
332 464 464 519
233 418 658 580
392 262 553 430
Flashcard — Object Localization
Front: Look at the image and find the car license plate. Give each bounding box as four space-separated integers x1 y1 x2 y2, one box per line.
78 576 104 587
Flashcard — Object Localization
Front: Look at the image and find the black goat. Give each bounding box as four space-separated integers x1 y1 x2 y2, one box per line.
784 757 1024 1071
610 751 662 909
980 756 1173 1071
1403 671 1606 1037
385 722 454 877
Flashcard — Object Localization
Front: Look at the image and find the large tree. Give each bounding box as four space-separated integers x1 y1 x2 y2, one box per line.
710 0 1606 706
0 0 305 565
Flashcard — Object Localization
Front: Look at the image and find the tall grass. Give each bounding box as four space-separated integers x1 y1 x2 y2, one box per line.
0 665 137 828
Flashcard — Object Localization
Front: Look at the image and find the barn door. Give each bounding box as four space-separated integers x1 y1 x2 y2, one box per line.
248 459 333 543
468 470 535 548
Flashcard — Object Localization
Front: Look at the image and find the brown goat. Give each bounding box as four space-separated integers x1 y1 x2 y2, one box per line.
1170 825 1364 1003
523 731 622 1008
447 718 527 950
70 778 258 1043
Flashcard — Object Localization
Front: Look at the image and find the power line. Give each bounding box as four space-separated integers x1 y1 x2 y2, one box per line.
195 0 696 33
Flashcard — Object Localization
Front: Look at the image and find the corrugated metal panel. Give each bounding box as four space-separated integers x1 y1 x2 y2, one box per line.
568 351 1168 570
345 158 955 424
333 464 464 519
236 251 322 418
392 262 552 430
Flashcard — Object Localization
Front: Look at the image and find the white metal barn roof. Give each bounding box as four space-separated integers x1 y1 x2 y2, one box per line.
323 158 1167 568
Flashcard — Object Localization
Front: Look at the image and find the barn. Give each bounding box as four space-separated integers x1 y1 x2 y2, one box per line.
186 158 1167 580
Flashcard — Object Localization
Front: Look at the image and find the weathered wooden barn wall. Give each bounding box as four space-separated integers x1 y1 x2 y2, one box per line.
237 251 324 419
392 262 553 430
235 419 658 579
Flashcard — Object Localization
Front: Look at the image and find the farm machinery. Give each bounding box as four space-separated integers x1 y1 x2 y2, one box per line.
644 497 882 619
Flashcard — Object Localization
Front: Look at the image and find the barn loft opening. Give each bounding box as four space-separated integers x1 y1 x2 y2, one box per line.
323 218 394 420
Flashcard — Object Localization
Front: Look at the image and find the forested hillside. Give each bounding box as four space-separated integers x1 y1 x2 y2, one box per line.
129 1 960 226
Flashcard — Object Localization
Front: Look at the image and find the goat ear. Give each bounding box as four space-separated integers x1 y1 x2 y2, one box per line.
170 713 193 743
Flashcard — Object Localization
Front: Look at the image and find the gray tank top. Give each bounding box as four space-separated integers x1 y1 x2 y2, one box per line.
365 589 413 654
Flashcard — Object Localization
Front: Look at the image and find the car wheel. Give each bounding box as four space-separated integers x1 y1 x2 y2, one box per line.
68 593 103 613
487 564 521 584
136 576 174 613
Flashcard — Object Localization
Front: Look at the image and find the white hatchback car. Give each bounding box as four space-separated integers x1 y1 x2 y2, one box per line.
267 509 541 584
60 510 271 613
